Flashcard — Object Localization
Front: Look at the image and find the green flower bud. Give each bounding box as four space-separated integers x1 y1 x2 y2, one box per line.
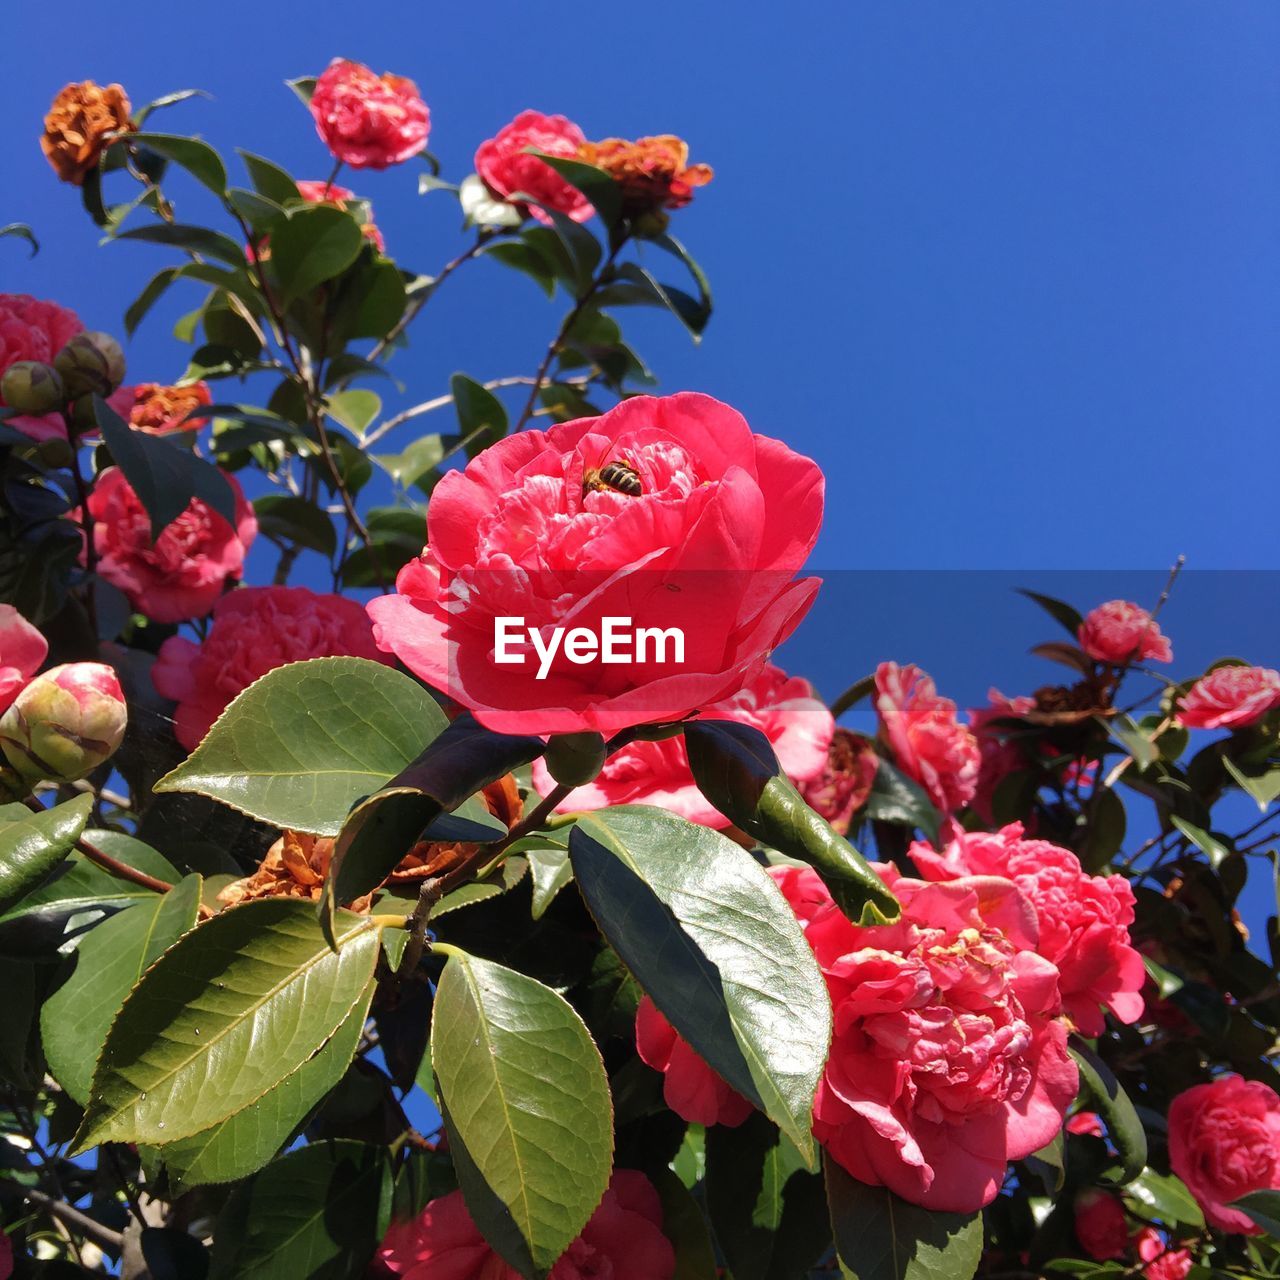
53 331 126 398
542 731 608 787
0 662 127 786
0 361 65 414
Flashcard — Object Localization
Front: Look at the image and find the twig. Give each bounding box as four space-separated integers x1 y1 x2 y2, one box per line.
26 1187 125 1254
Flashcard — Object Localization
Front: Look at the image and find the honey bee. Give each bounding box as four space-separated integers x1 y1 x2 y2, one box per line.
584 458 643 498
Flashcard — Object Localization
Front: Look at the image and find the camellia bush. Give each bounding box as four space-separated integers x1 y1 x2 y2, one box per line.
0 58 1278 1280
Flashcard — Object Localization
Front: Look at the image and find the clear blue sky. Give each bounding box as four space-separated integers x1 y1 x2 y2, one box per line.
4 5 1278 924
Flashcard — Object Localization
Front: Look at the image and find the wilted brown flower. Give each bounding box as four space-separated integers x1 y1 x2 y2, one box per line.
125 381 213 435
40 81 134 186
577 134 712 215
390 774 524 884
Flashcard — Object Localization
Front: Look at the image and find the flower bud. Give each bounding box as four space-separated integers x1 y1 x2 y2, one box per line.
53 331 126 398
68 393 100 434
0 361 65 414
543 731 607 787
0 662 127 786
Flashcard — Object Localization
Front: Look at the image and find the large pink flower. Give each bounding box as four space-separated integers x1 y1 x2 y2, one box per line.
772 862 1077 1211
1078 600 1172 665
909 823 1144 1036
310 59 429 169
530 662 831 825
367 393 824 736
86 467 257 624
635 995 754 1127
375 1171 675 1280
1168 1075 1280 1233
874 662 980 814
1074 1189 1130 1260
153 586 391 750
1176 665 1280 731
475 110 592 223
0 605 47 715
0 292 82 441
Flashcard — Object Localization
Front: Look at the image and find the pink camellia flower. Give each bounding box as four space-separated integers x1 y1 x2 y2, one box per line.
0 292 82 441
1067 1111 1105 1138
798 727 880 835
634 995 754 1128
86 466 257 624
530 662 831 826
310 58 429 170
475 110 592 223
153 586 392 751
0 662 126 785
0 605 47 714
375 1170 675 1280
1136 1228 1193 1280
968 689 1037 824
909 823 1144 1036
1176 665 1280 731
1074 1188 1130 1260
1168 1074 1280 1233
1078 600 1173 665
771 862 1078 1212
367 393 824 736
874 662 980 814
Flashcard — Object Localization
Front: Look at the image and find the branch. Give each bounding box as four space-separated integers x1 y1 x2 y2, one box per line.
26 1187 125 1254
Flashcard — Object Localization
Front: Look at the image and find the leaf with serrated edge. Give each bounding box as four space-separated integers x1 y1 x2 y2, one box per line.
569 806 830 1168
432 951 613 1277
73 899 380 1149
155 657 447 834
43 875 202 1105
827 1158 983 1280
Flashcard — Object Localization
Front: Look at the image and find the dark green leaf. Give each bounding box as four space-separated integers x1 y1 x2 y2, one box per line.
132 89 209 128
1 223 39 256
1128 1169 1204 1229
451 373 508 447
285 77 317 108
1069 1038 1147 1184
114 222 247 267
1228 1189 1280 1239
481 241 556 297
526 152 622 228
125 266 182 337
131 132 227 195
1018 590 1084 638
864 759 942 843
238 150 302 205
253 494 337 557
270 204 365 304
596 262 709 339
0 795 93 913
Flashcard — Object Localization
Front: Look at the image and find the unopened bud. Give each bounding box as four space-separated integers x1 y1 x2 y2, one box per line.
631 209 671 240
0 361 65 414
53 331 126 398
68 394 100 434
542 731 607 787
0 662 127 786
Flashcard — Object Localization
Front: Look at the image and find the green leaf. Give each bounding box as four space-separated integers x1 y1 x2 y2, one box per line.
684 720 898 924
209 1139 392 1279
335 257 408 342
525 841 573 919
651 1167 719 1280
827 1159 983 1280
481 240 556 298
42 875 203 1105
529 202 602 296
252 494 336 557
525 152 622 228
72 899 381 1149
1069 1038 1147 1184
705 1113 830 1280
150 982 370 1186
1017 589 1084 638
326 713 541 917
451 373 508 448
0 795 93 913
326 389 381 436
285 76 317 108
125 266 182 337
154 657 448 835
432 951 613 1278
1 223 39 256
269 204 364 304
238 150 302 205
596 262 709 339
569 807 831 1167
114 222 248 267
1229 1189 1280 1239
1223 756 1280 811
130 132 227 195
93 393 237 537
864 759 942 843
1171 816 1233 870
1128 1169 1205 1229
132 89 210 128
1108 714 1160 771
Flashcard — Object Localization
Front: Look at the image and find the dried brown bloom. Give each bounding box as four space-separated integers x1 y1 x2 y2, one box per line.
577 134 712 215
41 81 133 186
126 381 213 435
389 774 523 884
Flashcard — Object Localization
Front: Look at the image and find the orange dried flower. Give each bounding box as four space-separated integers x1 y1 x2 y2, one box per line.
41 81 134 186
125 381 213 436
218 830 377 911
389 774 524 884
577 135 712 215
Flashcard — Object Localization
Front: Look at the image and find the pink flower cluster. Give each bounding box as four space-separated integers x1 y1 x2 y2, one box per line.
0 292 81 441
310 59 429 169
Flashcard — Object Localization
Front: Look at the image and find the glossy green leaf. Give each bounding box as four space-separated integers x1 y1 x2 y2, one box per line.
525 152 622 228
1017 589 1085 637
1069 1038 1147 1184
569 806 830 1167
73 899 381 1149
238 150 302 205
481 240 556 297
152 986 370 1187
42 874 203 1105
1171 816 1232 870
209 1139 392 1279
432 951 613 1278
124 266 182 336
114 222 247 267
684 720 898 924
1229 1189 1280 1239
253 494 337 557
132 89 209 128
0 795 93 913
451 373 508 447
827 1159 982 1280
270 204 364 304
706 1113 830 1280
596 262 709 339
94 394 238 537
326 389 381 436
864 759 941 843
155 657 447 835
1128 1169 1204 1229
1223 756 1280 811
131 132 227 195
